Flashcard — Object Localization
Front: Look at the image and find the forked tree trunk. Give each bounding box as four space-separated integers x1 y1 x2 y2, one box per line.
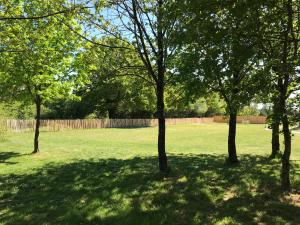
156 79 168 172
33 95 41 154
228 112 238 163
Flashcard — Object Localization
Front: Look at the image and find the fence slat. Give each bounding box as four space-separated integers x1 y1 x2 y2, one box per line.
4 116 266 132
213 116 267 124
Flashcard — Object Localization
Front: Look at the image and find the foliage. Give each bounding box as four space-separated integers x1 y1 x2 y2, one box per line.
204 93 226 116
78 40 156 118
165 92 226 118
41 36 223 119
288 93 300 127
239 104 261 116
0 102 36 119
172 0 265 115
0 0 81 108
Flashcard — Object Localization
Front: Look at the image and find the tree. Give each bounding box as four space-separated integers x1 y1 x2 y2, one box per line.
256 0 300 191
77 0 178 172
172 0 264 163
0 0 81 153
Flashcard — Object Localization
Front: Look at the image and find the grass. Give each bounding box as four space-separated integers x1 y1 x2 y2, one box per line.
0 123 299 225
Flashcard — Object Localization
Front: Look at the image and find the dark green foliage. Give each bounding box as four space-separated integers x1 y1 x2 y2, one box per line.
171 0 267 163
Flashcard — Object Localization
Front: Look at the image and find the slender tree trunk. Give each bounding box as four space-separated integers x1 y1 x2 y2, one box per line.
156 79 168 172
270 99 280 159
281 113 291 191
155 0 168 172
277 80 292 191
270 120 280 159
33 95 41 154
228 112 238 163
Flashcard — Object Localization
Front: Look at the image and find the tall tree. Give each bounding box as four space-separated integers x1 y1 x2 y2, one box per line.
76 0 178 172
0 0 81 153
256 0 300 191
172 0 264 163
112 0 176 171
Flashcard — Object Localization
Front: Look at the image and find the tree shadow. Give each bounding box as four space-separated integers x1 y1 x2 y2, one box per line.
0 152 22 164
0 154 299 225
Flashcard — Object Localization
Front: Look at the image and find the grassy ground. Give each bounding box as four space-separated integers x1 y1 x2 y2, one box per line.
0 123 299 225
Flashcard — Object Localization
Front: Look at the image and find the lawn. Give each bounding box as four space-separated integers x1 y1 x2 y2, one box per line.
0 123 299 225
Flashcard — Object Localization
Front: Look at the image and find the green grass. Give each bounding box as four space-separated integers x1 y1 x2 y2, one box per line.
0 123 299 225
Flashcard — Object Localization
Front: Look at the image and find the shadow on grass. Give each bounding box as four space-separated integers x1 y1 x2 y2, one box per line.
0 154 299 225
0 152 22 164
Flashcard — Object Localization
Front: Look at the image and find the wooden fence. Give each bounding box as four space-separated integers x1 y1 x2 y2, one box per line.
4 117 214 132
213 115 267 124
3 116 266 132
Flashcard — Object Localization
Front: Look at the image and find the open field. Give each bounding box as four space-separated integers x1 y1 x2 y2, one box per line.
0 123 299 225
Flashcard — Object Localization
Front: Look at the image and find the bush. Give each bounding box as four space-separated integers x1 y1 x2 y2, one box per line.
84 113 98 119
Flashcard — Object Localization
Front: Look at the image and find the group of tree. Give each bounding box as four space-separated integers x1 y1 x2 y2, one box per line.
170 0 299 190
0 0 299 191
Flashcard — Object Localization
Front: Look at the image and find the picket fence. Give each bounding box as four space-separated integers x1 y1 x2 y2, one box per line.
213 115 267 124
3 116 266 132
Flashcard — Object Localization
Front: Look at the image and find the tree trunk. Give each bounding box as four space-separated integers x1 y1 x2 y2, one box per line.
270 78 282 158
270 100 280 158
277 81 291 191
270 120 280 159
228 112 238 163
33 95 41 154
280 0 294 192
156 81 168 172
156 0 168 172
281 112 291 191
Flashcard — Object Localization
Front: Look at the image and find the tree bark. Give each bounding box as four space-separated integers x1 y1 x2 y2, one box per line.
228 112 238 163
277 81 291 190
156 76 168 172
155 0 168 172
33 95 41 154
281 107 291 191
279 0 293 191
270 120 280 159
270 100 280 159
